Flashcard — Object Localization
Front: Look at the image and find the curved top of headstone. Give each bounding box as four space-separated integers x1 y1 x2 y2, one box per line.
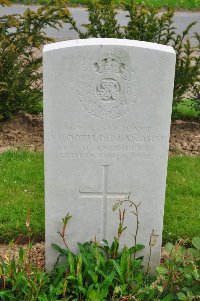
43 38 175 54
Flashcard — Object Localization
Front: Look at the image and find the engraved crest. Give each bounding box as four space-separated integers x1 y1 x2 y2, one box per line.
78 53 136 119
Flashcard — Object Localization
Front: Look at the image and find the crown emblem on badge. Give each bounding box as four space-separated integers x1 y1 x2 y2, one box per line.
93 54 129 81
94 54 123 75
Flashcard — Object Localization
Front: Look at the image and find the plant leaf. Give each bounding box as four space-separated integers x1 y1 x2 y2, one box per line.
165 242 174 253
129 244 145 255
51 243 68 256
177 292 187 300
162 293 175 301
192 237 200 250
156 265 168 275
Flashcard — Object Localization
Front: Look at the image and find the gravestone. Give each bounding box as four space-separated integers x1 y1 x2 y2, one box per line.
43 38 176 270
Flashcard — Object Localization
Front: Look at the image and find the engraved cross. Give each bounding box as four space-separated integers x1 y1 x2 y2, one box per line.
79 165 129 240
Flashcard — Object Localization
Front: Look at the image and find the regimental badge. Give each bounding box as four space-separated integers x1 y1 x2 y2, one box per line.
78 53 136 120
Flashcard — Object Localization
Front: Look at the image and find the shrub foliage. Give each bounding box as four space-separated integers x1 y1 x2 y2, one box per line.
0 0 199 119
69 0 200 114
0 0 69 121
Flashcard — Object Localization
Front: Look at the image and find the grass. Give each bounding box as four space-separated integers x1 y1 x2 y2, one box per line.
0 151 44 243
10 0 200 10
163 156 200 243
0 151 199 244
172 99 199 120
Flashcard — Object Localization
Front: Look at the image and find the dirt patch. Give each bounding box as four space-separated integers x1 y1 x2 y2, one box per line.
0 114 199 156
0 242 45 270
169 119 200 156
0 114 43 153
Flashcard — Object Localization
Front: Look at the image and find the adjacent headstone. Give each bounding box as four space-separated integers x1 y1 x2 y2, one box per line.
43 38 176 271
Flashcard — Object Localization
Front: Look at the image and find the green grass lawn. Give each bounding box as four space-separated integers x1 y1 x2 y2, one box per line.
0 151 44 243
163 156 200 243
172 100 199 121
0 151 199 244
10 0 200 10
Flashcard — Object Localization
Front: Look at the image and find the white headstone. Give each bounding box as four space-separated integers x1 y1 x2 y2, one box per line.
43 38 176 271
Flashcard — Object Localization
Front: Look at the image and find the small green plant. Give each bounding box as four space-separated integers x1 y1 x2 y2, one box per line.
156 237 200 300
0 209 46 301
113 197 141 258
51 198 200 300
51 204 150 301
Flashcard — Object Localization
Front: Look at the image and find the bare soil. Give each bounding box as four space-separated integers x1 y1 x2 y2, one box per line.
169 119 200 156
0 113 199 156
0 114 43 153
0 114 199 265
0 242 45 270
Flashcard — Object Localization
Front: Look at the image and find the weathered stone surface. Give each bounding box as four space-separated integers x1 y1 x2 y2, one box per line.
43 38 176 270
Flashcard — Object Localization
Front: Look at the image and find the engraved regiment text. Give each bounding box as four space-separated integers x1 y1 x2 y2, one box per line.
47 124 168 161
